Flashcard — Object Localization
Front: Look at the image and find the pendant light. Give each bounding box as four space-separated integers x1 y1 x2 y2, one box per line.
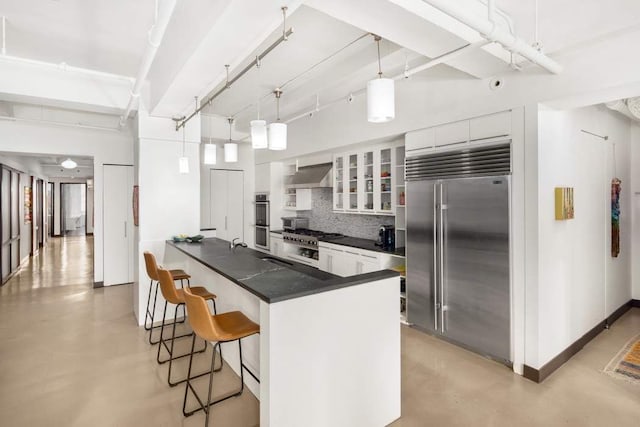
251 59 268 149
367 35 395 123
268 89 287 150
203 113 217 165
224 117 238 163
179 124 189 174
61 158 77 169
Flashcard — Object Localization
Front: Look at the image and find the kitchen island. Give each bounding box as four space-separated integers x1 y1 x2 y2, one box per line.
164 238 400 427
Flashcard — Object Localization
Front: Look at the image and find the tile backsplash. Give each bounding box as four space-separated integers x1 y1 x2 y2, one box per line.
297 188 394 240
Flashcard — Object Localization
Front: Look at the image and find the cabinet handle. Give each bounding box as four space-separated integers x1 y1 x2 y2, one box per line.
357 261 362 274
124 221 127 238
361 254 377 259
328 254 332 272
225 216 228 230
345 250 359 256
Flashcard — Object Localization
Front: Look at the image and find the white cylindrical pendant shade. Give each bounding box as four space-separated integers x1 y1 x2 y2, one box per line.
224 143 238 163
367 78 395 123
268 122 287 150
179 156 189 174
203 143 217 165
250 119 268 149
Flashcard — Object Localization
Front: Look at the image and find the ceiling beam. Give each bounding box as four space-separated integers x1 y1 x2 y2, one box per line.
305 0 511 79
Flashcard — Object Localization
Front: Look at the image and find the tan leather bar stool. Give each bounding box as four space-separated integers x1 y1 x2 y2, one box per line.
143 251 191 345
181 287 260 426
156 268 219 387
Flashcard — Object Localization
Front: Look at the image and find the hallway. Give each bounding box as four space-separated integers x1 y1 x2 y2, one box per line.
0 236 639 426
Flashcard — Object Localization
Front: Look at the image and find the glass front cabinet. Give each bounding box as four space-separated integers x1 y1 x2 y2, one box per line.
333 141 403 216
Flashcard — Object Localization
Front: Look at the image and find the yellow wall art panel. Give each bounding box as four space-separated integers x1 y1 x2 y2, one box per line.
555 187 574 220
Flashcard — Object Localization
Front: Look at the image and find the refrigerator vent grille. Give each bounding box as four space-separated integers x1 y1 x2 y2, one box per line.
405 143 511 180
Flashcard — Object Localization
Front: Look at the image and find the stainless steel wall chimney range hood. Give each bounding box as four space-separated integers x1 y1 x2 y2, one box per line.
286 163 332 189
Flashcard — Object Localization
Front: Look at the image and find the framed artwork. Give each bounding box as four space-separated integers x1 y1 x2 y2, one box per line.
133 185 139 226
24 187 32 224
554 187 574 220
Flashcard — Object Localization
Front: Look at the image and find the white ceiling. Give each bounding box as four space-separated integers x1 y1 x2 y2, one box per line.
0 0 153 76
0 151 94 179
495 0 640 55
1 0 640 127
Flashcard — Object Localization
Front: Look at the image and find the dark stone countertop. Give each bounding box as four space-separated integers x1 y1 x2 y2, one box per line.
320 236 406 257
167 238 398 304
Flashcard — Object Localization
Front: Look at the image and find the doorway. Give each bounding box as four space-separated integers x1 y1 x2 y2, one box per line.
46 182 53 238
60 183 87 237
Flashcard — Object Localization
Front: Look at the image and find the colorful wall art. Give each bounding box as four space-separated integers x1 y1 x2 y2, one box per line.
611 178 621 257
554 187 574 220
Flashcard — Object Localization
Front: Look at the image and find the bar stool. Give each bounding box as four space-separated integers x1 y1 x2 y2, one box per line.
143 251 191 345
156 268 219 387
181 286 260 426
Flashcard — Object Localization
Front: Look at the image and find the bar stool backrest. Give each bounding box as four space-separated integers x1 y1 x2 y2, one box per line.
183 287 220 343
143 251 160 281
157 268 182 305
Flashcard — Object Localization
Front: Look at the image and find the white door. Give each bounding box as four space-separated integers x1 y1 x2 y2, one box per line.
210 170 228 240
209 169 244 243
103 165 133 286
226 170 244 242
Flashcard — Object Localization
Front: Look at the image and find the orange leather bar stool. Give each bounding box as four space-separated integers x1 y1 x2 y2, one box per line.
156 268 219 387
143 251 191 345
181 287 260 426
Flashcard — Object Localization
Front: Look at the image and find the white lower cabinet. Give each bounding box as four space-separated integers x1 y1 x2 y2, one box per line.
270 233 283 257
319 243 383 277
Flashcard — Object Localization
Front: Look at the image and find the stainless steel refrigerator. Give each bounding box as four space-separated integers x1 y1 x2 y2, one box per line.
406 144 511 364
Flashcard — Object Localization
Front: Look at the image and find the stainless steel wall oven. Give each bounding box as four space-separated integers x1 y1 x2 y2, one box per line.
255 193 269 250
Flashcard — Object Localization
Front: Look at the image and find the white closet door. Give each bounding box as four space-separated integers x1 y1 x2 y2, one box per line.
210 170 229 241
103 165 134 286
226 170 244 242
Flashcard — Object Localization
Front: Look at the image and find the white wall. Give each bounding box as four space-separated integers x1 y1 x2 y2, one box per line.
135 109 200 324
0 119 134 284
533 105 632 368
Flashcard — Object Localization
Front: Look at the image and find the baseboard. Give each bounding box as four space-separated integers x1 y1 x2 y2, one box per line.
86 232 94 236
523 299 633 383
93 281 104 288
632 299 640 308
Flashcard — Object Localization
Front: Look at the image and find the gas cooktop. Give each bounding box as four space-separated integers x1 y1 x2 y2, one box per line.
282 229 343 246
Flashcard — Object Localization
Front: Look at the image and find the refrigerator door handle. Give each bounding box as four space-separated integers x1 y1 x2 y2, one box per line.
439 184 445 333
433 182 439 331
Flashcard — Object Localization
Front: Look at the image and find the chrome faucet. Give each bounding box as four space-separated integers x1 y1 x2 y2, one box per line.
230 238 247 249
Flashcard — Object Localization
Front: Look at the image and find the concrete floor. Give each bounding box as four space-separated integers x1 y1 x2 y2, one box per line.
1 236 639 426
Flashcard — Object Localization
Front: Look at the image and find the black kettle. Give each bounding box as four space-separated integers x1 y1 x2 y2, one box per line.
376 225 395 250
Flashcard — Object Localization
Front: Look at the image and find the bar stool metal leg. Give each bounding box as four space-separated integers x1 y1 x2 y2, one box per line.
182 338 258 421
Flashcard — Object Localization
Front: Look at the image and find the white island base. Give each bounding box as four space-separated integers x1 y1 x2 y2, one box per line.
165 243 401 427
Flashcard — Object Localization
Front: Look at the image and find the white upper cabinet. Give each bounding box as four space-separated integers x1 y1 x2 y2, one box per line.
434 120 469 147
333 141 402 216
405 127 435 152
405 110 513 153
469 111 511 141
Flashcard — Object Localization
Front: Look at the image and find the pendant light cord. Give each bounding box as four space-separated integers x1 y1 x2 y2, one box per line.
209 114 213 145
375 35 383 78
182 127 186 156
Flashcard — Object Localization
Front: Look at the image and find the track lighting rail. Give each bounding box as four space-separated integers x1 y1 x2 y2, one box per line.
175 27 294 131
